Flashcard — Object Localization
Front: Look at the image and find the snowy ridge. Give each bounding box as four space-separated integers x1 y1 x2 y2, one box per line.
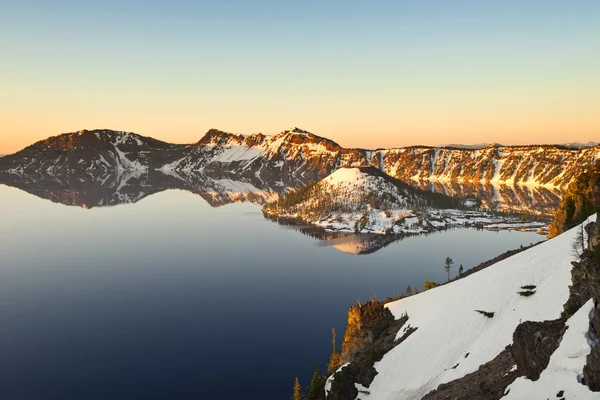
1 128 598 191
166 138 588 188
339 215 598 400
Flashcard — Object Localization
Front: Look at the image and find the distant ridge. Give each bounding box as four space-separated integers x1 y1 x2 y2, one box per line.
1 127 599 189
443 143 503 149
562 141 599 149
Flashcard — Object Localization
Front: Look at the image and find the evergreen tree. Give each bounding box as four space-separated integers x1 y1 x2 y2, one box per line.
308 364 324 400
413 286 419 294
423 280 437 291
405 285 412 296
328 328 341 373
458 264 464 276
444 257 454 281
292 377 302 400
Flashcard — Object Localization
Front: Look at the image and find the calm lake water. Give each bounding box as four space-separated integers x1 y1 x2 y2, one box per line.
0 185 543 399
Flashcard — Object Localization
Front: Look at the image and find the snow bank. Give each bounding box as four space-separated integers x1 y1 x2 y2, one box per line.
357 215 597 400
504 299 596 399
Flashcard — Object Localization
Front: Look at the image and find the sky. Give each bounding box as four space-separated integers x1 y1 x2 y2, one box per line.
0 0 599 153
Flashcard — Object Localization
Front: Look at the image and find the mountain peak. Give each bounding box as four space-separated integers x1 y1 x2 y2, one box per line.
325 166 386 185
285 127 311 134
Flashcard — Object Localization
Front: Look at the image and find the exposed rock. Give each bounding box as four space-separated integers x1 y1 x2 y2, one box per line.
585 343 600 390
326 311 415 399
563 219 600 318
340 300 396 365
511 319 567 380
586 221 600 252
422 346 520 400
421 318 567 399
560 213 600 391
583 298 600 390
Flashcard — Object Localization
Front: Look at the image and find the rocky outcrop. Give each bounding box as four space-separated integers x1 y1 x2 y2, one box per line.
563 220 600 317
574 217 600 390
420 319 567 400
340 300 399 365
422 346 520 400
584 299 600 390
326 301 416 400
511 319 567 380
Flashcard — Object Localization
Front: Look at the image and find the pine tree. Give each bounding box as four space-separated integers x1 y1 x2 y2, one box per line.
328 328 341 373
458 264 464 276
444 257 454 281
413 286 419 294
292 377 302 400
405 285 412 296
308 364 324 400
424 280 437 291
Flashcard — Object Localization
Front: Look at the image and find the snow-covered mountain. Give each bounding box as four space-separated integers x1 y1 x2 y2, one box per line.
263 167 546 235
563 141 599 149
263 167 433 234
1 128 599 189
324 215 600 399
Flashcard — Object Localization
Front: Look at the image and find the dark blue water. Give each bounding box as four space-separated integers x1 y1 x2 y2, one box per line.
0 186 543 399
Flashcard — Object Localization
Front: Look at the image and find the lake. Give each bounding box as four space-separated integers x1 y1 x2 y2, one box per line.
0 184 544 399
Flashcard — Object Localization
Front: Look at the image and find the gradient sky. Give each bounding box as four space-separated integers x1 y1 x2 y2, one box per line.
1 0 599 153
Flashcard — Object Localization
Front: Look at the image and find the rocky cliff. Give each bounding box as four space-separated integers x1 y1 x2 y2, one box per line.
2 128 598 190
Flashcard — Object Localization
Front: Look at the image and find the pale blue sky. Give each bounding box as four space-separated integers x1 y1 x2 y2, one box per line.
1 0 599 152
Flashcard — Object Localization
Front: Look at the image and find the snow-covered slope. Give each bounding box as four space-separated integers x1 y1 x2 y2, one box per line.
341 215 597 400
503 299 595 399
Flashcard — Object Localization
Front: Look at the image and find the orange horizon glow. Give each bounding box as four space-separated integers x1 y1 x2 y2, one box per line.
1 115 598 155
2 1 599 155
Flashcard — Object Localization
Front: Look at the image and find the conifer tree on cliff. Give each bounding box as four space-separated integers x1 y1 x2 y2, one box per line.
328 328 341 374
405 285 412 296
444 257 454 281
292 377 302 400
308 364 325 400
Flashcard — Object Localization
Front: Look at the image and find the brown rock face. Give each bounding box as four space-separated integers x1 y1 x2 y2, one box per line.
422 346 520 400
584 299 600 391
326 299 415 400
563 218 600 318
511 319 567 381
340 301 396 365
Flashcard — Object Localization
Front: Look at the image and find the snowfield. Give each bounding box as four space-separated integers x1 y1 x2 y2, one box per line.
342 215 598 400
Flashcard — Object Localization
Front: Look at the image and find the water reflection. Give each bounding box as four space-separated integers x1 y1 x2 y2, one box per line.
411 180 563 216
0 170 305 208
0 170 564 216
